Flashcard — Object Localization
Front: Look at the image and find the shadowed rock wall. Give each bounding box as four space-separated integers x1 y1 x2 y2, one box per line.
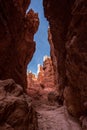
0 1 39 129
43 0 74 100
43 0 87 117
0 0 39 90
48 28 58 90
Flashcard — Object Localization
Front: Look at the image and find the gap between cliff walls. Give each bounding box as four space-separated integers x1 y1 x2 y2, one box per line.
26 0 50 76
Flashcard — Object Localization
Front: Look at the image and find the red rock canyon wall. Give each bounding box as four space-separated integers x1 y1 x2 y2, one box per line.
43 0 87 117
0 0 39 90
0 1 39 129
27 56 57 98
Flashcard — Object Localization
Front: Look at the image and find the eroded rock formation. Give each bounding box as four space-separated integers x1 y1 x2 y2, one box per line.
0 0 87 129
0 0 39 90
0 0 39 129
43 0 87 119
27 56 58 101
27 72 41 98
48 29 58 90
43 0 73 100
0 79 38 130
38 56 56 89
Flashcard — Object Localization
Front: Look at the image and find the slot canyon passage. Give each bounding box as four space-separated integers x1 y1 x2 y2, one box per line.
0 0 87 130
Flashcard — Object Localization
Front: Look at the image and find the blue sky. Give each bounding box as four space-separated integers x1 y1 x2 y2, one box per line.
27 0 50 74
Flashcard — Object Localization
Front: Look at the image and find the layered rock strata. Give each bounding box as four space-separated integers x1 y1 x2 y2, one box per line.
43 0 87 119
0 0 39 90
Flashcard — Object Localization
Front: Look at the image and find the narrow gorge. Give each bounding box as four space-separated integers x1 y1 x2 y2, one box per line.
0 0 87 130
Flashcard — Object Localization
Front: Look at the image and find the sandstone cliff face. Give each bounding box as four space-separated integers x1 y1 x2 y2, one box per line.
27 56 57 100
48 29 58 90
0 79 38 130
0 1 39 129
43 0 74 100
43 0 87 118
40 56 56 89
64 0 87 117
27 72 41 98
0 0 39 90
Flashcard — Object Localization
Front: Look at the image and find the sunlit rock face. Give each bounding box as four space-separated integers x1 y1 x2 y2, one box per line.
37 64 44 83
43 0 87 118
40 56 56 90
27 56 57 99
0 79 38 130
0 0 39 90
27 72 41 98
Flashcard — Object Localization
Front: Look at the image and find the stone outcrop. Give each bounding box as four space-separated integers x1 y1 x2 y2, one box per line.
38 56 56 89
27 72 42 98
64 0 87 117
0 79 38 130
43 0 74 102
43 0 87 119
27 56 58 101
0 1 39 129
0 0 39 90
37 65 44 84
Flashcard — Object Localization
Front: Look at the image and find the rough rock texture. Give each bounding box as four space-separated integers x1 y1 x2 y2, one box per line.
0 0 39 90
64 0 87 117
27 72 42 98
0 79 38 130
43 0 87 119
39 56 56 89
48 29 58 90
37 65 44 84
37 105 82 130
27 72 37 88
43 0 74 100
27 56 58 102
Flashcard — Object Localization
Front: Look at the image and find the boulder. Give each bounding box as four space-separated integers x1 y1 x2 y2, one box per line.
0 79 38 130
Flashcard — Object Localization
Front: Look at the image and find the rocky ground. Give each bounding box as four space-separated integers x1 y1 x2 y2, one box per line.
0 79 38 130
31 98 82 130
27 56 86 130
